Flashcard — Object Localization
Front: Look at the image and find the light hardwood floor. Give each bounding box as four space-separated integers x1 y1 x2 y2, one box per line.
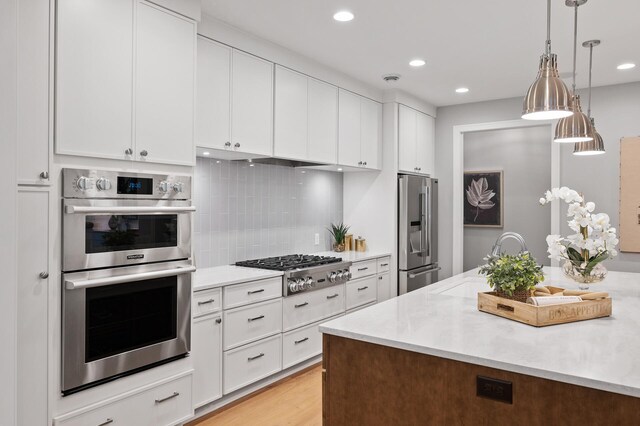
190 365 322 426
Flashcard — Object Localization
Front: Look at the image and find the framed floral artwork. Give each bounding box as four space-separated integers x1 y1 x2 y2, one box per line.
464 170 503 227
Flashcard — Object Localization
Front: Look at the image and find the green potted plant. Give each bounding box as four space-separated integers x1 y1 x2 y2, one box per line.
478 252 545 302
328 222 350 252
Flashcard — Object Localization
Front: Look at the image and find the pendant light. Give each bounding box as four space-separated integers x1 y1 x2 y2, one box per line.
522 0 573 120
553 0 594 143
574 40 605 155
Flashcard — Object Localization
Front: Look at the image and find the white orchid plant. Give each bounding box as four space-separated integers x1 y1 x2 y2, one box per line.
539 187 618 279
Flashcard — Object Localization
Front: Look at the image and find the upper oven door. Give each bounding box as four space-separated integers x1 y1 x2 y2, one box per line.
63 199 194 271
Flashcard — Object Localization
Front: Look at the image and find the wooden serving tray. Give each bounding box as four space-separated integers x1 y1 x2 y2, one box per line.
477 291 612 327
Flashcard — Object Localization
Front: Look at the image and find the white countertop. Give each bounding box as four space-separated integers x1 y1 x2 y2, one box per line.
319 266 640 397
194 265 283 291
312 250 391 262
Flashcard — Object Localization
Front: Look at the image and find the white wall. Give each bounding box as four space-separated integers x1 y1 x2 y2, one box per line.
463 127 551 271
436 82 640 279
0 0 18 423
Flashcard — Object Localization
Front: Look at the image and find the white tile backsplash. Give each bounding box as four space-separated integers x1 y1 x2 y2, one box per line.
194 157 343 267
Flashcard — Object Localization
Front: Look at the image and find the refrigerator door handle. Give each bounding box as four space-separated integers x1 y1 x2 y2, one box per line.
426 185 430 258
408 266 441 279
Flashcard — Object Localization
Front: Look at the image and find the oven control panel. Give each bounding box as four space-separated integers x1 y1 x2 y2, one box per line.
64 169 191 200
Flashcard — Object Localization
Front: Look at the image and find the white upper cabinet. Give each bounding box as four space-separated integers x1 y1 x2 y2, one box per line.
56 0 196 165
398 104 434 175
338 89 382 170
17 0 50 185
56 0 133 160
274 66 338 163
196 36 231 150
274 66 308 160
231 50 274 156
135 2 195 165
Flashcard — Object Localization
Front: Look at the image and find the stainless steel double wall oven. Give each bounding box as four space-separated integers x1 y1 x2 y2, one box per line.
61 169 194 395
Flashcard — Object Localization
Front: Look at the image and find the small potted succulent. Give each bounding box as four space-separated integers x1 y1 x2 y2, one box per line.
479 252 545 302
328 222 350 252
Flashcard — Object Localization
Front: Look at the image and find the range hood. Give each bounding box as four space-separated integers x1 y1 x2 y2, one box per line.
232 157 327 168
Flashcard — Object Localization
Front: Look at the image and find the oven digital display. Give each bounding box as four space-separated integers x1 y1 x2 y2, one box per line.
117 177 153 195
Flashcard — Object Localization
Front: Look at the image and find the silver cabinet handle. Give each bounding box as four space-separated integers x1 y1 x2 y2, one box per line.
39 272 49 279
65 265 196 290
363 161 367 166
247 289 265 295
294 302 308 308
224 141 231 148
124 148 133 155
380 263 389 267
39 171 49 180
197 298 215 305
357 267 368 271
97 419 114 426
378 276 383 280
407 267 441 279
234 142 240 148
155 392 179 404
358 161 362 166
215 318 222 324
326 293 339 299
294 337 309 345
248 353 264 361
357 286 369 291
139 150 148 157
248 315 264 322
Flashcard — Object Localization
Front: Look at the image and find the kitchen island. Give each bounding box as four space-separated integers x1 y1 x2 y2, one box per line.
320 267 640 425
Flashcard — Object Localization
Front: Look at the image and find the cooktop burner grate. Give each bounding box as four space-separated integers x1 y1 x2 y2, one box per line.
236 254 343 271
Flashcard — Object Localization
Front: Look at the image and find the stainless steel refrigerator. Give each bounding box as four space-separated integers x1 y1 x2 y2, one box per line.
398 174 439 294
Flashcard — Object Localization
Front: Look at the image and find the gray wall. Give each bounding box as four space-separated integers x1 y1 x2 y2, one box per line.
436 82 640 279
194 157 343 268
463 127 551 271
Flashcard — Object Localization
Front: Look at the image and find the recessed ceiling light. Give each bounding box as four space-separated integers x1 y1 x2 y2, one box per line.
203 151 210 156
215 160 221 164
455 87 469 93
409 59 426 67
333 11 354 22
337 168 343 171
301 170 306 174
617 63 636 70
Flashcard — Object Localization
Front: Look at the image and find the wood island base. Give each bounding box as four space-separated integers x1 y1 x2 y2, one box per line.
322 335 640 426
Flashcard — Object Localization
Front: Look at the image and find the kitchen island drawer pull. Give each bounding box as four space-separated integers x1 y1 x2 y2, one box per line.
294 302 309 308
248 353 265 361
247 288 265 295
155 392 179 404
326 293 339 299
380 263 389 267
97 419 114 426
357 267 369 271
248 315 265 322
357 286 369 291
198 298 215 305
294 337 309 345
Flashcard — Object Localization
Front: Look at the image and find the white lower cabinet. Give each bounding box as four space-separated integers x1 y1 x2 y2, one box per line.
223 334 282 394
282 285 345 332
192 313 222 408
223 298 282 350
282 316 339 370
54 373 193 426
346 276 378 311
377 273 392 303
347 301 376 315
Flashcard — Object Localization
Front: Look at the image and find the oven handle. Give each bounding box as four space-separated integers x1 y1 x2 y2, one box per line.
65 266 196 290
64 205 196 214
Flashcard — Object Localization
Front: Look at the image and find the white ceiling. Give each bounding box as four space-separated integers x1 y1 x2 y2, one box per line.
201 0 640 107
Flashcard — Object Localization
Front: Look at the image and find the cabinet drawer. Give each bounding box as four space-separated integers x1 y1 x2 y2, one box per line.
223 277 282 309
223 298 282 350
193 288 222 317
223 334 282 394
282 285 345 332
282 316 339 369
377 257 391 273
349 259 377 280
346 276 377 310
54 374 192 426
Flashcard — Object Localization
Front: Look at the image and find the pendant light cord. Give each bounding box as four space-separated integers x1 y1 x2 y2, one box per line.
545 0 551 55
587 44 593 118
572 3 578 94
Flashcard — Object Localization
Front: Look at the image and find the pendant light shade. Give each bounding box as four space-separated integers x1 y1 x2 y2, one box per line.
554 95 594 142
553 0 594 143
573 40 605 155
521 0 573 120
522 54 574 120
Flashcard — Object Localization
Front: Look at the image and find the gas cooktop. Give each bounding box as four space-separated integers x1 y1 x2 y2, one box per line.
236 254 343 271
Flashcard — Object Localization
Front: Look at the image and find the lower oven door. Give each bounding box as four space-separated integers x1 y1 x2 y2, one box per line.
62 260 193 394
63 199 194 272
